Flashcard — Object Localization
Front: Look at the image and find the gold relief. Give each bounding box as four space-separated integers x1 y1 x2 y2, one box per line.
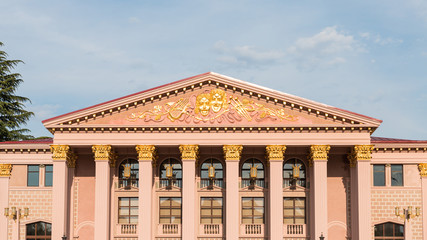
179 145 199 161
136 145 157 167
418 163 427 177
195 93 211 116
266 145 287 161
92 145 117 167
348 145 374 167
223 145 243 161
210 89 227 113
0 164 12 177
50 145 77 168
308 145 331 166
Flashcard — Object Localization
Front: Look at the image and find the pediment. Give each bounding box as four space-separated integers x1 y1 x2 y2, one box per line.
43 72 382 131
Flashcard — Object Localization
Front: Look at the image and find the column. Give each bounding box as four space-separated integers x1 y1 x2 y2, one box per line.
224 145 243 240
348 145 373 240
180 145 199 239
92 145 116 240
418 163 427 240
51 145 76 240
308 145 330 240
136 145 157 240
0 164 12 240
266 145 286 240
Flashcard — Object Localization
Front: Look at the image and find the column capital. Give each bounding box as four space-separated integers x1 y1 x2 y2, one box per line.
308 145 331 166
348 145 374 167
179 145 199 161
223 145 243 161
0 164 12 177
266 145 286 161
92 145 117 167
50 145 77 168
418 163 427 177
136 145 157 167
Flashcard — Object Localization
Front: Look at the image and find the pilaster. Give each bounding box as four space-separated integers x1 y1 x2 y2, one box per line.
224 145 243 240
266 145 286 240
419 163 427 240
0 164 12 240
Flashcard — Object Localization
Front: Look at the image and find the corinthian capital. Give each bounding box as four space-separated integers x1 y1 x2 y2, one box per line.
0 164 12 177
223 145 243 161
50 145 77 168
348 145 374 167
266 145 287 161
419 163 427 177
92 145 117 167
179 145 199 161
308 145 331 166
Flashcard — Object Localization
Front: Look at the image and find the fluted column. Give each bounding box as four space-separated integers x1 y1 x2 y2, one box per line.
0 164 12 240
92 145 116 240
180 145 199 239
419 163 427 240
136 145 157 240
51 145 76 240
348 145 373 240
267 145 286 240
309 145 330 240
224 145 243 240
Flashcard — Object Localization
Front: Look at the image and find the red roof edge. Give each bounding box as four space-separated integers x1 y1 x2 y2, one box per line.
0 138 53 145
42 72 213 124
371 136 427 143
332 107 382 123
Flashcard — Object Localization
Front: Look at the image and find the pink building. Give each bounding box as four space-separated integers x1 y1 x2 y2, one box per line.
1 72 427 240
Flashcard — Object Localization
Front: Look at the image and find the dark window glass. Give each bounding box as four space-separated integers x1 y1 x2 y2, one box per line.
283 158 306 187
391 165 403 186
241 158 265 188
27 165 39 187
200 197 223 223
118 159 139 188
26 221 51 239
44 165 53 187
242 197 264 224
159 158 182 188
200 158 224 188
373 165 385 186
374 222 404 239
118 197 138 224
159 197 182 224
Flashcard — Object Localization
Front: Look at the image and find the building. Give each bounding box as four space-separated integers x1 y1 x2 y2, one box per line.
1 72 427 240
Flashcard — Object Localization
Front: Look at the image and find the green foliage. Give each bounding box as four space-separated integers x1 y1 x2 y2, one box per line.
0 42 34 141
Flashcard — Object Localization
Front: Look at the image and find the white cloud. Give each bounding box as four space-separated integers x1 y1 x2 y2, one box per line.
359 32 403 45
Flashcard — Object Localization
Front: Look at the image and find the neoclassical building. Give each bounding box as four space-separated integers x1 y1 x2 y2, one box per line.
1 72 427 240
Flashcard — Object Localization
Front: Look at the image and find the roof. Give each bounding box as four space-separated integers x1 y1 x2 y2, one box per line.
371 136 427 144
0 138 53 145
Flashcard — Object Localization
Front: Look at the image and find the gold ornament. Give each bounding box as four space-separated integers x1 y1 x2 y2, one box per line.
0 164 12 177
266 145 287 161
50 145 77 168
418 163 427 177
223 145 243 161
308 145 331 166
348 145 374 167
92 145 117 167
179 145 199 161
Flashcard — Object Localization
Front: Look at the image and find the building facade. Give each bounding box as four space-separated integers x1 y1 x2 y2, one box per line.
1 72 427 240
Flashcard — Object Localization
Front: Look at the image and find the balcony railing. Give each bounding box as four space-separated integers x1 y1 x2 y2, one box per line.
283 179 306 188
200 179 224 189
159 223 181 235
283 224 306 237
241 179 265 188
159 179 182 188
241 224 264 235
118 179 139 189
200 224 222 235
120 224 137 234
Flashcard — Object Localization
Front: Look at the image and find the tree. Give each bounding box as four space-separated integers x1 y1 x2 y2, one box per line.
0 42 34 141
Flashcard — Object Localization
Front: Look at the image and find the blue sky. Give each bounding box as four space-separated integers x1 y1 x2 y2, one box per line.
1 0 426 139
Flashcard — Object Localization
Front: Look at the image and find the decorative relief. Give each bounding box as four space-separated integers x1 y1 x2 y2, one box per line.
348 145 374 167
308 145 331 166
92 145 117 167
0 164 12 177
179 145 199 161
50 145 77 168
127 88 298 124
418 163 427 177
223 145 243 161
266 145 287 161
136 145 157 161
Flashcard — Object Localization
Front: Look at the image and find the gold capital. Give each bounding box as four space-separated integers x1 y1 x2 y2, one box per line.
223 145 243 161
348 145 374 167
308 145 331 166
0 164 12 177
50 145 77 168
179 145 199 161
136 145 157 167
266 145 287 161
92 145 117 167
419 163 427 177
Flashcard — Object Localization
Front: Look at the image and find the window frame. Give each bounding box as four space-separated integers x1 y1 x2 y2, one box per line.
27 165 40 187
26 221 52 240
283 158 306 188
391 164 403 186
159 197 182 224
374 222 404 239
283 197 306 224
241 197 265 224
44 165 53 187
118 197 138 224
118 159 139 188
373 164 386 186
200 197 223 224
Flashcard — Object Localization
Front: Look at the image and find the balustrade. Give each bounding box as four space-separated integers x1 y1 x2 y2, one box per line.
119 224 137 234
161 224 180 234
283 224 306 237
241 224 264 235
201 224 222 234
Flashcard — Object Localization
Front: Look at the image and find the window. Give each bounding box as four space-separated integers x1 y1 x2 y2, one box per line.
159 197 182 223
27 165 39 187
242 197 264 224
200 158 224 188
391 165 403 186
160 158 182 188
118 197 138 224
283 158 306 187
26 221 51 240
241 158 265 188
118 159 139 188
44 165 53 187
200 197 223 224
373 165 385 186
374 222 404 239
284 197 306 224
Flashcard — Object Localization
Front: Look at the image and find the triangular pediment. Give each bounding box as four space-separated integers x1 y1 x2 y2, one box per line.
42 72 382 131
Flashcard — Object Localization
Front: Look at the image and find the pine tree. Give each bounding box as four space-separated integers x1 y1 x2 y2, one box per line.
0 42 34 141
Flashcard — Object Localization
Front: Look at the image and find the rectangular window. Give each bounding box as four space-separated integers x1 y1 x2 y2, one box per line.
159 197 181 224
242 197 264 224
200 197 223 224
45 165 53 187
284 197 306 224
391 164 403 186
373 164 385 186
27 165 39 187
118 197 138 224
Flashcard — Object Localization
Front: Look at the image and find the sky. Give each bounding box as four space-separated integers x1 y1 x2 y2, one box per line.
0 0 426 140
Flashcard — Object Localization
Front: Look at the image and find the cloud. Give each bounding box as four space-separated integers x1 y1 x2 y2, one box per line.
359 32 403 45
287 26 362 70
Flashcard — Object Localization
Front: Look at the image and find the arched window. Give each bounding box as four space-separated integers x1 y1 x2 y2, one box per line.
160 158 182 188
374 222 404 239
26 221 51 240
200 158 224 188
241 158 265 188
284 158 306 188
118 158 139 188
